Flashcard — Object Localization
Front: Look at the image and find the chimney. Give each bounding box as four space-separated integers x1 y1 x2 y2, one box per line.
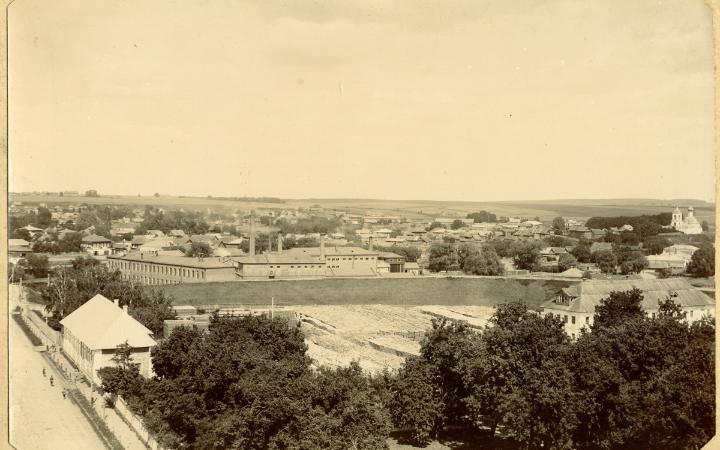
320 236 326 259
113 299 119 307
249 212 256 256
122 305 128 314
277 234 283 253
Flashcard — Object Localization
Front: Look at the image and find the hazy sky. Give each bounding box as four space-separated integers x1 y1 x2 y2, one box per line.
9 0 716 201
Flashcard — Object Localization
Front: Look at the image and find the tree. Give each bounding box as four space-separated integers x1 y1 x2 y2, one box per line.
571 243 592 263
592 250 617 274
36 207 53 228
98 341 143 398
390 356 445 445
12 228 32 241
43 258 175 336
643 235 671 255
462 245 503 276
557 253 577 271
512 243 540 271
428 242 458 272
466 211 497 223
426 221 444 231
593 288 645 330
24 254 49 278
186 242 212 257
687 244 714 277
461 303 577 448
450 219 464 230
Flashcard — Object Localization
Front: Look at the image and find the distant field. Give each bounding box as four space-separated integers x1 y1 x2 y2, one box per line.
9 194 287 211
11 193 714 224
150 277 574 310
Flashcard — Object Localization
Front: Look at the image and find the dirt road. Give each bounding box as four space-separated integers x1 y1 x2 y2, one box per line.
9 284 107 450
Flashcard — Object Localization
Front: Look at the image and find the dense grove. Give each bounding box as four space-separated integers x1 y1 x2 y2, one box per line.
98 288 714 449
101 315 390 449
428 242 504 275
585 213 671 238
390 292 715 449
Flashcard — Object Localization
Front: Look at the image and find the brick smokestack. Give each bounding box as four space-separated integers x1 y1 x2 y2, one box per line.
249 212 255 256
278 234 282 253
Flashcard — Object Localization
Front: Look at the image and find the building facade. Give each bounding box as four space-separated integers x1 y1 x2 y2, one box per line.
670 206 703 234
107 253 237 285
60 294 156 385
541 279 715 339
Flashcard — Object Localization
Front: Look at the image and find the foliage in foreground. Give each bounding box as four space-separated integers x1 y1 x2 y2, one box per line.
389 293 715 450
101 315 391 449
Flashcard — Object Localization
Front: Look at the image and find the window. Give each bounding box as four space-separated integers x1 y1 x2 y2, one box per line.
585 316 589 324
571 316 575 324
651 312 656 319
563 315 568 323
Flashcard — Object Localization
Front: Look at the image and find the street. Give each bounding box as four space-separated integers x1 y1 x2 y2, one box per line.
9 284 107 450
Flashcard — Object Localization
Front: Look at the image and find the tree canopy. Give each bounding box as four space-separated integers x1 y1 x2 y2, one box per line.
42 257 175 336
102 315 392 449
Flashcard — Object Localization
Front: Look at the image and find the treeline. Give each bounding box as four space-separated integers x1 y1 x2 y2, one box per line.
428 242 503 275
585 213 671 238
466 210 497 223
100 315 390 449
99 289 715 449
42 257 175 336
390 291 714 449
373 245 422 262
137 207 210 236
203 196 285 203
274 216 341 235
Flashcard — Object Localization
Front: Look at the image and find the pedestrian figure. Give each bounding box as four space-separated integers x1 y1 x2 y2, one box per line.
49 376 54 386
42 368 46 377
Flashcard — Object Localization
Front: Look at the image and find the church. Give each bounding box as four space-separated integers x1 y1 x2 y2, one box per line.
670 206 703 234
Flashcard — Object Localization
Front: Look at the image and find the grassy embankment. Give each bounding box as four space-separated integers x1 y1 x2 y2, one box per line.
151 277 575 310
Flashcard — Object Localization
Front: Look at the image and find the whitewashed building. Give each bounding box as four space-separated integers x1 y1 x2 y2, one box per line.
60 294 157 385
542 279 715 339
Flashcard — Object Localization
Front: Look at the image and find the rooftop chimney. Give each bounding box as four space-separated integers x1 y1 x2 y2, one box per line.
249 212 256 256
278 234 283 253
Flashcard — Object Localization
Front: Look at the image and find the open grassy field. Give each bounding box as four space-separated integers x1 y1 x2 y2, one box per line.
151 277 574 310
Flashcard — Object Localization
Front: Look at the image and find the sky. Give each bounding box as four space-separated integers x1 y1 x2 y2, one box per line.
8 0 716 202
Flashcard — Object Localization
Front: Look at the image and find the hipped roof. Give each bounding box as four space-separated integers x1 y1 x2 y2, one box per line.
60 294 156 350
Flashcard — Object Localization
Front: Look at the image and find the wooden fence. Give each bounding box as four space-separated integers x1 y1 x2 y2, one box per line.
115 396 165 450
22 307 62 347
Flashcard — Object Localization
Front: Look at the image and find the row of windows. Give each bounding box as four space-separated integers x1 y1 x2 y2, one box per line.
267 265 322 269
124 274 182 285
326 257 375 261
555 313 590 326
109 260 206 280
